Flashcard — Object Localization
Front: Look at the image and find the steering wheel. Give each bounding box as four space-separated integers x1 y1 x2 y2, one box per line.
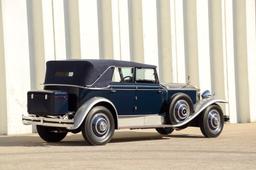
122 76 133 82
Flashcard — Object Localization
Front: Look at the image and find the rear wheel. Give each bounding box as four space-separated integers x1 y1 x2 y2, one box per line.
200 105 224 138
155 127 174 135
36 125 67 142
82 106 115 145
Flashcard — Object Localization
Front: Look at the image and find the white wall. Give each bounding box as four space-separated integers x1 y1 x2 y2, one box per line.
1 0 32 134
0 0 256 134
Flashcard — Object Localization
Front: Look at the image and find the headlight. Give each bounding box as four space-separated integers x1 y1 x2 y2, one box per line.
201 90 212 99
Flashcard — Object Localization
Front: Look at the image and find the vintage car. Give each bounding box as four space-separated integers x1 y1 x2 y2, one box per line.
22 59 228 145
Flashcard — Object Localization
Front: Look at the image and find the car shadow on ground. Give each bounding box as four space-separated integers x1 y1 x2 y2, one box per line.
0 131 203 147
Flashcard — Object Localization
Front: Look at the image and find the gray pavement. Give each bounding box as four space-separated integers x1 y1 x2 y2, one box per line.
0 123 256 170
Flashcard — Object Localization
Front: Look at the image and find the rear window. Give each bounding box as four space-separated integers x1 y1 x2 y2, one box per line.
55 72 74 77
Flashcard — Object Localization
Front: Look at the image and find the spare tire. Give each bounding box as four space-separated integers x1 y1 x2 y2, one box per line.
37 125 67 142
168 93 194 125
155 127 174 135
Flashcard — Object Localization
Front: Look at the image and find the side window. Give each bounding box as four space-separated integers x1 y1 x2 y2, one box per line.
112 67 134 83
112 67 121 82
135 68 157 83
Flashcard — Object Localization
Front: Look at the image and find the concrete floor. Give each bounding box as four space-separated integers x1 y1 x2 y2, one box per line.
0 123 256 170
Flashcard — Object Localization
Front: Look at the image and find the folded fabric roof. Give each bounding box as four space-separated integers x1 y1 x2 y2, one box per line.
44 59 156 87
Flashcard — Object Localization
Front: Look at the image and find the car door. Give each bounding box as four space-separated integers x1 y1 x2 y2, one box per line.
109 67 136 115
134 68 165 115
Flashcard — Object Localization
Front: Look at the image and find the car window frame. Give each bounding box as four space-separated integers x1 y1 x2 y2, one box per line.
134 67 159 84
111 66 135 84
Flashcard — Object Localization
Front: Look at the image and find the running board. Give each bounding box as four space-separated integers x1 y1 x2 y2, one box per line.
120 124 172 130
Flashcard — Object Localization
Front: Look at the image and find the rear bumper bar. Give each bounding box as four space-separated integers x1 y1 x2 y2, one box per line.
22 115 74 128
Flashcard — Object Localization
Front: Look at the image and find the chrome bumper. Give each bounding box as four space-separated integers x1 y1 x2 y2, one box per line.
22 114 74 128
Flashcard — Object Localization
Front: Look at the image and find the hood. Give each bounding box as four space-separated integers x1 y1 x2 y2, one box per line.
162 83 199 90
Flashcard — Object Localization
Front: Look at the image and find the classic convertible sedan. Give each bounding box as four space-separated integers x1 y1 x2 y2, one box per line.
22 60 228 145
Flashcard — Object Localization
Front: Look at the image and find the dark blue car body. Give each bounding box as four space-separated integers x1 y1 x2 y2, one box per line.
43 60 197 115
23 59 227 145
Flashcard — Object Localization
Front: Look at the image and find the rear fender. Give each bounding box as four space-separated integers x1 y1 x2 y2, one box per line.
69 97 118 130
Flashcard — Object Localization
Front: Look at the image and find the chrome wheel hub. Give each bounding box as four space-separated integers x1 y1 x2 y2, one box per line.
173 100 190 123
91 113 110 137
98 120 107 132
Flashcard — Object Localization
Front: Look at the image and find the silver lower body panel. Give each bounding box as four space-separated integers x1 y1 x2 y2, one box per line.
118 115 166 129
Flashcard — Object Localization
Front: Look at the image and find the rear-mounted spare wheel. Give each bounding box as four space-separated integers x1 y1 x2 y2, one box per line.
37 126 67 142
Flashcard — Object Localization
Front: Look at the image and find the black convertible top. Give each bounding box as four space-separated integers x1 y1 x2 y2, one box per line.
44 59 156 87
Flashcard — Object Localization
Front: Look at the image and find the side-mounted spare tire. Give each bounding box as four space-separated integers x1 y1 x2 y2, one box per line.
168 93 194 125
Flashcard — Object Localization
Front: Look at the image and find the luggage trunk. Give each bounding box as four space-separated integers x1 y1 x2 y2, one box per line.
27 90 68 116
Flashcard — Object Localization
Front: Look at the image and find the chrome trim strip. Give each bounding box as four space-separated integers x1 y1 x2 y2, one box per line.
22 115 74 128
162 83 199 89
44 84 111 90
71 97 118 130
120 125 172 130
44 84 165 91
111 88 164 91
111 84 161 88
44 83 88 89
118 114 158 118
43 84 196 91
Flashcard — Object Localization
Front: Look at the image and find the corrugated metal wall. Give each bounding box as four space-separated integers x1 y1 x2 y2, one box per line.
0 0 256 134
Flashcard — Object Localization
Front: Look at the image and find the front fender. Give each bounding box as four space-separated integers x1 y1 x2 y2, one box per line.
171 97 227 128
69 97 118 130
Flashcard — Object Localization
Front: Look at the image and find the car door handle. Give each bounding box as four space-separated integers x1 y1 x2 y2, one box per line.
158 90 163 94
111 89 117 93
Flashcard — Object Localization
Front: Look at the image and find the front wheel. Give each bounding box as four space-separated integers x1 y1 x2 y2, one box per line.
200 105 224 138
36 126 67 142
82 106 115 145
